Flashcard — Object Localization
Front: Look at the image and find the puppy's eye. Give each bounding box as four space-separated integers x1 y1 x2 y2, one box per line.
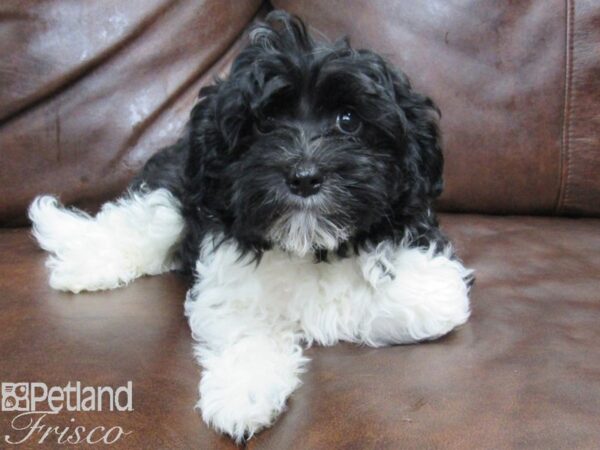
336 110 362 134
255 116 276 135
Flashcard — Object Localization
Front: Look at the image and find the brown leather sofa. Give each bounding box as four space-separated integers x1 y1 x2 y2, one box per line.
1 1 599 448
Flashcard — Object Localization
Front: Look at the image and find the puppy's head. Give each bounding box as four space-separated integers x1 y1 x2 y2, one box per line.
189 11 443 257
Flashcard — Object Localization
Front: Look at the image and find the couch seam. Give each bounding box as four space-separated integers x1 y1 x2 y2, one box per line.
556 0 575 214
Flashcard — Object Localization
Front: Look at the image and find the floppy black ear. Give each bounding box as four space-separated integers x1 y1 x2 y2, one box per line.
352 49 444 200
186 84 227 183
392 70 444 199
178 82 242 270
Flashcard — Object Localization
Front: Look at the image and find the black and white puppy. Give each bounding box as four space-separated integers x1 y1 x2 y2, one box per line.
29 11 472 442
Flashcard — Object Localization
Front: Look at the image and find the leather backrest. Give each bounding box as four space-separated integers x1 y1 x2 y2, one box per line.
0 0 262 225
1 0 599 224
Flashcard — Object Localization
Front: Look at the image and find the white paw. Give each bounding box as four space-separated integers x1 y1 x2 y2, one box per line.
196 337 306 442
28 190 183 293
361 245 473 346
28 196 110 292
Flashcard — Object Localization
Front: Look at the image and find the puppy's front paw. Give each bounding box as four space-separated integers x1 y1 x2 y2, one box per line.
28 196 115 293
28 190 183 293
199 376 281 442
360 245 473 346
196 337 305 442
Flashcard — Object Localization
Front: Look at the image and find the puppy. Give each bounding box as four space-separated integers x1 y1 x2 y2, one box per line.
29 11 473 442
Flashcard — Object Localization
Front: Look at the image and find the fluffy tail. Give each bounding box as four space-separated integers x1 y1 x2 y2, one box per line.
28 189 184 293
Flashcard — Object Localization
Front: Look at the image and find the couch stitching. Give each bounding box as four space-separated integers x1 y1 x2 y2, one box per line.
556 0 575 214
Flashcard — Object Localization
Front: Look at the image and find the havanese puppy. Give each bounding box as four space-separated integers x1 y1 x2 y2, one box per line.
29 11 473 442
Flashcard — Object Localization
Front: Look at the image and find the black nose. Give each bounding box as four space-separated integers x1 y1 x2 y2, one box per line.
287 163 323 197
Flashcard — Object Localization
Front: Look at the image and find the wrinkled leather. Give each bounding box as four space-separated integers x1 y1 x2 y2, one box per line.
2 214 599 449
2 1 600 223
0 0 262 225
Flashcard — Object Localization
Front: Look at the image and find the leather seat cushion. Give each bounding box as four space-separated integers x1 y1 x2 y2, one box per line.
1 214 599 448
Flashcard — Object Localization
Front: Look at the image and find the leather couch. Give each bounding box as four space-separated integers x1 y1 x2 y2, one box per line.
1 1 599 448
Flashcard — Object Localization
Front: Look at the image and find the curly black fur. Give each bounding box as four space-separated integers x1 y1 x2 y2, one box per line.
134 11 448 272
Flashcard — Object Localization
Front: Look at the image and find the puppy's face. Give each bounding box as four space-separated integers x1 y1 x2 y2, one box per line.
191 13 443 256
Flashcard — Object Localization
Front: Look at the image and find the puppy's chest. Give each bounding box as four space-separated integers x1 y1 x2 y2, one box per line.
260 252 371 306
201 243 376 314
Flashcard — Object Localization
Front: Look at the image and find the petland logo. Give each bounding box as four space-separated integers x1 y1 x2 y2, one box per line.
1 381 133 445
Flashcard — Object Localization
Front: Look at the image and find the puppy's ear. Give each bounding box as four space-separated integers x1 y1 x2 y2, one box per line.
189 78 250 158
354 50 443 200
392 70 444 199
185 83 231 185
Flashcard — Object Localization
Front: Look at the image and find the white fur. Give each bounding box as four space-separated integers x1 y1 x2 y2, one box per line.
185 235 472 440
193 336 307 442
28 188 184 293
29 189 472 442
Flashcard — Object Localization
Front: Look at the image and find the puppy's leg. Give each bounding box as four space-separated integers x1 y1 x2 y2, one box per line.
193 335 305 443
28 188 184 293
185 240 307 442
357 242 472 346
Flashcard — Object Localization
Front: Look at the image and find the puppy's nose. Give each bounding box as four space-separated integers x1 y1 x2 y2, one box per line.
287 163 323 197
